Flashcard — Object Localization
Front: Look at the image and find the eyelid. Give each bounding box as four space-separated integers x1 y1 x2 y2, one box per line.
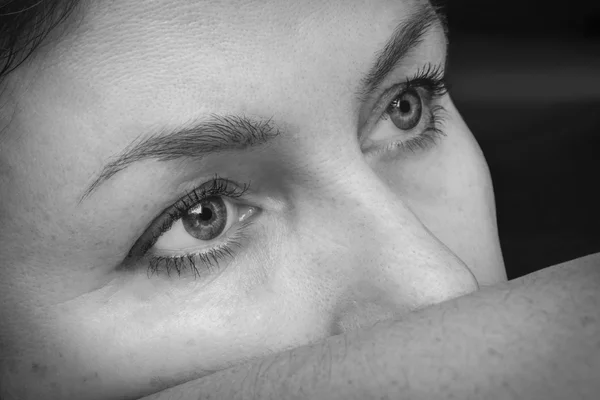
150 200 256 255
125 177 251 260
359 64 447 138
359 81 412 140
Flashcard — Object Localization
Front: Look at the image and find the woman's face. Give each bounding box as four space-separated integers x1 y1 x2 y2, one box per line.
0 0 506 398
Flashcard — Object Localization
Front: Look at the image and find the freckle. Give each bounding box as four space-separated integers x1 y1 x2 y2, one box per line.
186 339 196 347
150 377 164 388
7 360 18 373
31 363 48 377
487 347 501 357
82 371 101 383
581 315 595 327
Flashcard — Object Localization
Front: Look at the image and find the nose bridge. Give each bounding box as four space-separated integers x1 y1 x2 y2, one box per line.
294 163 479 332
309 164 441 269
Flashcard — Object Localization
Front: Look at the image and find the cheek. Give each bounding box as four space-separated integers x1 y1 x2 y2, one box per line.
376 121 506 286
439 132 505 285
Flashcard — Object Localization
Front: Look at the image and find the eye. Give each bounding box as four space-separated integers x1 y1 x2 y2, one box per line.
361 62 449 156
125 177 258 279
385 88 423 131
152 195 255 254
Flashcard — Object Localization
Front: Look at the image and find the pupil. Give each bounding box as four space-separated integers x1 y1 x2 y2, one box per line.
198 206 213 221
399 99 411 113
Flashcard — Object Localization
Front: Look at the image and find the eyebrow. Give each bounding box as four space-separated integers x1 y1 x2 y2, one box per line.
80 3 446 202
80 114 281 201
355 3 447 103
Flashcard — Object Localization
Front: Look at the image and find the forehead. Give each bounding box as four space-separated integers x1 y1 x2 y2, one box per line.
70 0 422 55
3 0 442 194
41 0 425 110
58 0 418 70
13 0 431 152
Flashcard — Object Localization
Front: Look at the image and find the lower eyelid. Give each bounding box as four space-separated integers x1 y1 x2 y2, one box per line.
145 219 255 280
362 105 448 157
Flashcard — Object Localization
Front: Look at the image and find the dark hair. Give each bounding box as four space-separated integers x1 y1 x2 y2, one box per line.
0 0 81 86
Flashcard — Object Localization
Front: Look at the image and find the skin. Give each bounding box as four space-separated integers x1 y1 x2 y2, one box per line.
143 253 600 400
0 0 508 399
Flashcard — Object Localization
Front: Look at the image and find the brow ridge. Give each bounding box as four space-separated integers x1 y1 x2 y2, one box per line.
355 3 445 104
80 3 446 203
79 114 280 202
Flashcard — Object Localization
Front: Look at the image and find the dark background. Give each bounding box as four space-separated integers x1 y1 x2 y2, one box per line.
442 0 600 279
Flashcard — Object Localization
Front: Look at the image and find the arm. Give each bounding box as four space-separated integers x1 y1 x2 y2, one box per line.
141 253 600 400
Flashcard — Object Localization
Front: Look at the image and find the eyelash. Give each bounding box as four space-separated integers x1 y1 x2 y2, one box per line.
127 176 253 279
373 62 449 154
130 64 450 280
